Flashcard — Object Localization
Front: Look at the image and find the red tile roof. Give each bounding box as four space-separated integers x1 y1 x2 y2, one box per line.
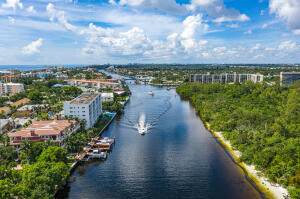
12 98 30 107
9 120 77 138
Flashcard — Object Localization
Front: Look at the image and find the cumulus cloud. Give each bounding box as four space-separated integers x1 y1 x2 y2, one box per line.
82 14 208 58
112 0 186 14
39 2 299 63
227 24 239 28
278 40 296 51
250 43 263 52
45 4 209 59
8 16 15 24
269 0 300 34
26 5 36 14
2 0 23 10
188 0 250 23
22 38 43 55
111 0 249 23
244 30 252 34
213 14 249 23
262 23 268 29
46 3 77 32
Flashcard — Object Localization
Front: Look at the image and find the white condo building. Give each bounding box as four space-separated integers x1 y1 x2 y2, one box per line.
0 82 25 96
190 73 264 84
64 93 102 129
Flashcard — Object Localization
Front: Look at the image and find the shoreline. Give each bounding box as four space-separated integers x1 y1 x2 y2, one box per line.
204 122 290 199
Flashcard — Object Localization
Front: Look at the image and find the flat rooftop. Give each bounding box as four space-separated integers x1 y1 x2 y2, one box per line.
71 93 99 105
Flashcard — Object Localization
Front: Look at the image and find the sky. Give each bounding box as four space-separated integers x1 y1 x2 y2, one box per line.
0 0 299 65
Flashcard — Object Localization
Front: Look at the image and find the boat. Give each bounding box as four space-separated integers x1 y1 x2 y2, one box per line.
87 150 107 160
148 91 154 96
136 113 149 135
138 125 147 135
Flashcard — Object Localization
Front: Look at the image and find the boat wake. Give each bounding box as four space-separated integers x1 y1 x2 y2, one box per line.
135 113 151 135
123 89 172 135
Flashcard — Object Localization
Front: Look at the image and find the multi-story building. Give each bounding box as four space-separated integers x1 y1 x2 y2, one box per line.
280 72 300 86
8 120 80 147
190 73 264 84
64 79 119 89
64 93 102 129
101 93 114 102
0 83 25 96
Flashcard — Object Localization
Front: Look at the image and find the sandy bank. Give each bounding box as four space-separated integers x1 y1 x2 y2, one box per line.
205 122 290 199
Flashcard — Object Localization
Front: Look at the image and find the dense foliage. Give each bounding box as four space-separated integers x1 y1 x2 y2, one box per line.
0 141 69 199
65 115 113 153
176 81 300 198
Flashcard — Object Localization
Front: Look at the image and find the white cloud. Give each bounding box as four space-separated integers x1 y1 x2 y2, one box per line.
293 29 300 35
181 14 205 39
114 0 186 14
227 24 239 28
262 23 268 29
188 0 250 23
213 46 226 53
188 0 217 8
82 14 208 57
269 0 300 34
244 30 252 34
26 5 36 14
250 43 263 52
22 38 43 55
265 47 275 51
278 40 296 51
109 0 117 5
112 0 249 23
8 16 15 24
46 3 77 32
213 14 249 23
2 0 23 10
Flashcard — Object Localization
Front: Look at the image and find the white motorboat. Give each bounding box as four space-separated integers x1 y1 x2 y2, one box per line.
136 113 149 135
148 91 154 96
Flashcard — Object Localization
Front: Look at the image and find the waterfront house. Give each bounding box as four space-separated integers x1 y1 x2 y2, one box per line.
8 120 80 147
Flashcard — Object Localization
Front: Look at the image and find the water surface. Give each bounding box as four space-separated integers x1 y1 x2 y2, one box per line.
58 79 261 199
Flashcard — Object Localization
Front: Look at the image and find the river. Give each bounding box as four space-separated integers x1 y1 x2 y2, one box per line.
57 73 262 199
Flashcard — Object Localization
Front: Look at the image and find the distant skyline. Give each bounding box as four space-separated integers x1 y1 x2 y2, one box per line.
0 0 299 65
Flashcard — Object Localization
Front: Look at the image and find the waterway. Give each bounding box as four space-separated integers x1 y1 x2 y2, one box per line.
57 73 262 199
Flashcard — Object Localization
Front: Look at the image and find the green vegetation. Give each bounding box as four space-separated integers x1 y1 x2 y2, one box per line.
176 81 300 199
65 115 113 153
0 141 69 199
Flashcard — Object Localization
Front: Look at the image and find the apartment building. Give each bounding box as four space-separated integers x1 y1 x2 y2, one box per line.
0 83 25 96
8 120 80 147
64 79 119 89
64 93 102 129
280 72 300 86
101 93 114 102
190 73 264 84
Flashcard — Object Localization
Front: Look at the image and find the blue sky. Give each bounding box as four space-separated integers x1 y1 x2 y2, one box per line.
0 0 299 64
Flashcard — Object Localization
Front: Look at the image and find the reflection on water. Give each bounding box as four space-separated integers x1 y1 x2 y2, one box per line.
57 76 262 199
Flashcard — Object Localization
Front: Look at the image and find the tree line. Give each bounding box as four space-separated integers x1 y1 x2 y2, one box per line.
176 81 300 199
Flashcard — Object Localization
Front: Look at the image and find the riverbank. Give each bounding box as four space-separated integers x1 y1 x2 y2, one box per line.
204 122 289 199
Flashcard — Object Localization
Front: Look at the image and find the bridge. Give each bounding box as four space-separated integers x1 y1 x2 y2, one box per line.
123 78 136 80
